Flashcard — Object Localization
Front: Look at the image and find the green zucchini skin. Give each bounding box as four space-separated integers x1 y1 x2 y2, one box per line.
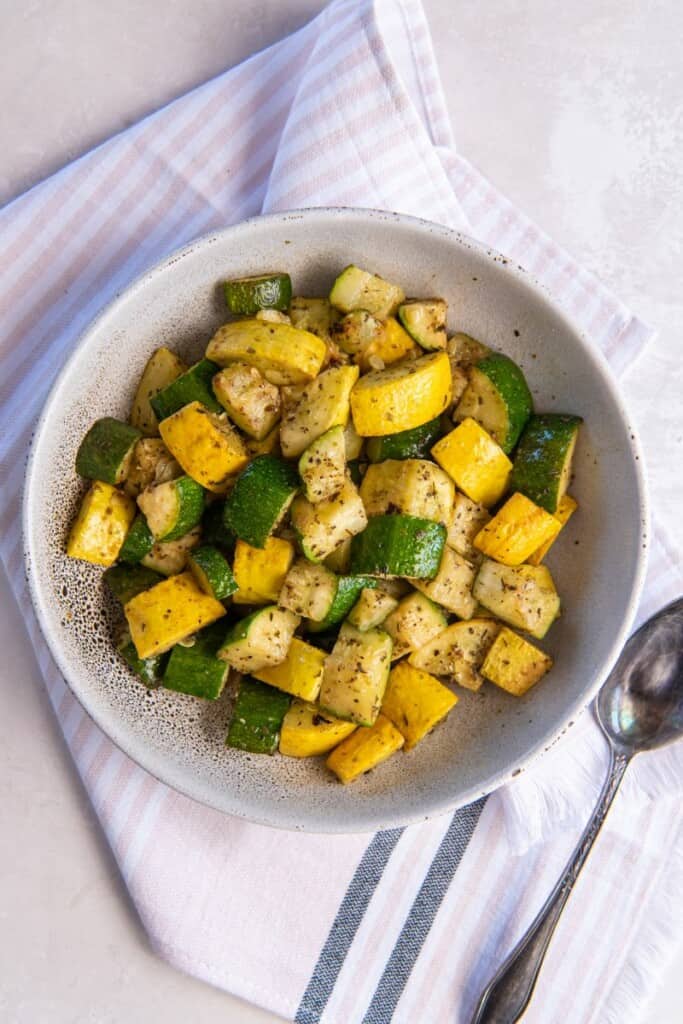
224 273 292 315
75 417 141 484
307 575 379 632
188 545 238 600
103 564 164 604
223 455 299 548
225 676 291 754
456 353 533 453
350 515 446 579
201 501 236 550
162 622 230 700
117 633 167 688
119 515 154 563
365 417 442 463
511 414 582 513
161 476 206 541
150 359 222 420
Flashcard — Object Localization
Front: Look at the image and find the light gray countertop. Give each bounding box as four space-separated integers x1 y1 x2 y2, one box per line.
1 2 681 1021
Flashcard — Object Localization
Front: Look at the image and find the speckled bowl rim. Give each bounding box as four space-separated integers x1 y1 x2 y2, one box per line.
23 207 649 833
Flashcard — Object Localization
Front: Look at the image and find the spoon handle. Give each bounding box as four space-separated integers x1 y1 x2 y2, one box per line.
470 748 631 1024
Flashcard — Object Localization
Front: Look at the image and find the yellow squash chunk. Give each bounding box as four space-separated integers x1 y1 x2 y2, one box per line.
245 424 281 458
413 546 477 619
350 351 452 437
431 417 511 507
206 320 327 386
66 482 136 567
130 347 188 436
474 492 562 566
408 618 500 691
447 492 491 560
360 316 418 369
527 494 578 565
381 662 458 751
360 458 454 525
481 627 553 696
159 401 248 493
232 536 295 604
279 700 357 757
253 638 326 702
325 714 404 784
280 364 359 458
124 571 226 659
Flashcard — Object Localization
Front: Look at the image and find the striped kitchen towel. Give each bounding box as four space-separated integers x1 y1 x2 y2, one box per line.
1 1 681 1022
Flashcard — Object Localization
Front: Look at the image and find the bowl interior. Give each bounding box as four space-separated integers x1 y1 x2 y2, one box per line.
24 209 647 832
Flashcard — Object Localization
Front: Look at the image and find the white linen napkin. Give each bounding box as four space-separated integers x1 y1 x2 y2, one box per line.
1 1 681 1022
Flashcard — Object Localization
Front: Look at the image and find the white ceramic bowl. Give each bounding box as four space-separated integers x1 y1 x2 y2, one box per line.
24 208 648 832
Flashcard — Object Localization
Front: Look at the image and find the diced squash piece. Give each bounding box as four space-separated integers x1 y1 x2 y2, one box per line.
66 482 136 567
159 401 248 493
299 425 347 504
123 438 181 498
319 624 393 726
413 547 477 619
325 714 404 783
206 320 327 386
278 559 338 621
350 352 452 437
212 363 281 440
343 419 364 460
359 316 418 369
473 559 560 639
252 637 326 702
329 265 405 319
289 297 340 349
409 619 500 691
130 347 188 436
218 606 300 673
527 494 578 565
124 571 226 659
383 591 447 660
360 459 454 525
141 527 201 576
324 537 352 574
447 492 491 560
280 364 359 458
245 424 281 458
447 333 491 369
232 536 295 604
279 700 357 758
290 476 367 563
381 662 458 750
431 417 512 507
473 492 562 566
481 627 553 696
331 310 384 358
347 588 398 631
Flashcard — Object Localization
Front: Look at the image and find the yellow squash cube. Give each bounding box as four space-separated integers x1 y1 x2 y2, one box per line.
381 662 458 750
481 627 553 696
431 418 512 507
279 700 357 757
124 571 226 659
206 320 327 385
350 351 452 436
360 459 454 525
159 401 248 493
527 494 578 565
325 714 405 783
360 316 418 369
232 536 295 604
66 482 136 567
252 638 326 702
474 492 562 566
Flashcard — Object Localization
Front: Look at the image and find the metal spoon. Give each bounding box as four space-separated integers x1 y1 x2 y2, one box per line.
471 595 683 1024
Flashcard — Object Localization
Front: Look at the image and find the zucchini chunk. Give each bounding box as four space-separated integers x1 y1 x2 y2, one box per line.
218 606 300 672
279 700 356 758
117 630 167 689
123 438 181 498
431 417 512 507
206 319 327 386
280 364 359 458
324 537 352 574
350 351 452 437
481 627 553 696
365 417 441 463
159 401 249 493
118 514 154 564
349 515 447 579
447 332 491 369
307 574 378 632
252 637 326 702
383 592 447 660
226 676 291 755
223 455 299 547
104 563 164 604
150 359 222 420
510 414 582 513
454 354 532 454
359 459 455 525
212 363 281 440
232 536 295 604
137 476 205 542
162 622 231 700
130 347 188 436
278 559 338 621
290 475 368 563
473 492 562 566
124 571 226 659
75 418 141 485
397 299 448 351
188 545 238 601
413 547 477 619
299 425 347 504
527 494 578 565
289 297 340 346
319 624 393 726
381 662 457 750
473 559 560 639
330 310 384 358
255 309 290 324
346 588 398 631
343 419 364 460
223 272 292 315
66 481 136 566
409 619 500 690
447 492 491 561
329 264 405 319
141 526 201 576
326 714 404 783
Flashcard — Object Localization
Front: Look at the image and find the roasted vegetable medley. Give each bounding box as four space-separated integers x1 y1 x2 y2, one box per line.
66 265 581 783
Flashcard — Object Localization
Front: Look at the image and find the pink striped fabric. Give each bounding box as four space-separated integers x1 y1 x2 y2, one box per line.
1 2 681 1022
